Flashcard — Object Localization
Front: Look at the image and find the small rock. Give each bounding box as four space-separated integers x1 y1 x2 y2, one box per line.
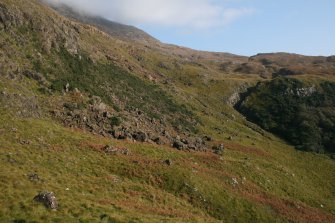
28 173 39 181
163 159 172 166
65 83 70 92
20 139 31 145
231 178 239 186
33 192 58 209
173 140 186 150
204 136 212 141
212 143 225 155
181 138 189 144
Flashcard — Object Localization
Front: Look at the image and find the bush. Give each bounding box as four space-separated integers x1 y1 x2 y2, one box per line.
110 116 122 126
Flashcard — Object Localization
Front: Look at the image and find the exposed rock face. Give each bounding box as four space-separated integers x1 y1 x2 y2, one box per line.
0 1 79 54
34 192 58 209
0 3 25 29
285 86 316 97
227 92 241 107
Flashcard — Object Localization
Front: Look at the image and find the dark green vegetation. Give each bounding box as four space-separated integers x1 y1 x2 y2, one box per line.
0 0 335 222
237 77 335 154
51 48 195 127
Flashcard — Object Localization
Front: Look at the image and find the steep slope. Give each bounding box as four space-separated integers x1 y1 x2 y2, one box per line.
236 77 335 153
46 2 160 45
0 0 335 222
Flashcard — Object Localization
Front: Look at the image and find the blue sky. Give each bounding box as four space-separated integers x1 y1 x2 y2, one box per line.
49 0 335 56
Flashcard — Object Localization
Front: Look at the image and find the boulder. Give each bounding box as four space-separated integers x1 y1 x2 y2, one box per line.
33 192 58 209
153 137 164 145
173 140 186 150
111 129 130 140
203 136 212 141
132 131 148 142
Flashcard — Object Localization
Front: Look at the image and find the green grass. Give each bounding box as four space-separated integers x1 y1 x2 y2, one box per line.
1 70 335 223
0 99 334 222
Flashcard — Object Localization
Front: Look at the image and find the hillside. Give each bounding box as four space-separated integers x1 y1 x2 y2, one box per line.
46 2 160 45
0 0 335 222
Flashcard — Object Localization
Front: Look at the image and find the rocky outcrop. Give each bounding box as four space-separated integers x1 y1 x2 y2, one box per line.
285 86 317 97
0 1 79 54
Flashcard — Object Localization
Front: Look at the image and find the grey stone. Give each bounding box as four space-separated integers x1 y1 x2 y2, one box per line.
213 144 225 155
173 140 186 150
28 173 39 181
132 131 148 142
163 159 172 166
34 192 58 209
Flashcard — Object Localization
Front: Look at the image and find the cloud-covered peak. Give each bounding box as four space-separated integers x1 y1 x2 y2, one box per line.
46 0 254 29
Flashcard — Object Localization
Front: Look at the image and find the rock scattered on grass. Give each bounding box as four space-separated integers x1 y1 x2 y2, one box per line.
33 192 58 209
28 173 39 181
163 159 172 166
172 140 186 150
103 145 130 155
231 178 239 187
212 143 224 155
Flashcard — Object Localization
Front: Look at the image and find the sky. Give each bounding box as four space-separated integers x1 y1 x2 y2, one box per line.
47 0 335 56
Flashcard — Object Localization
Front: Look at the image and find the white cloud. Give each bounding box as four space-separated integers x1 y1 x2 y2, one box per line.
46 0 254 29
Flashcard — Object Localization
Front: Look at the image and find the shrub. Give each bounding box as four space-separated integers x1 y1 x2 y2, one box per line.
110 116 122 126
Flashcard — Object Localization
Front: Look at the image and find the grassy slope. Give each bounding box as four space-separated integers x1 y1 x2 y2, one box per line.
1 76 334 223
0 0 335 222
